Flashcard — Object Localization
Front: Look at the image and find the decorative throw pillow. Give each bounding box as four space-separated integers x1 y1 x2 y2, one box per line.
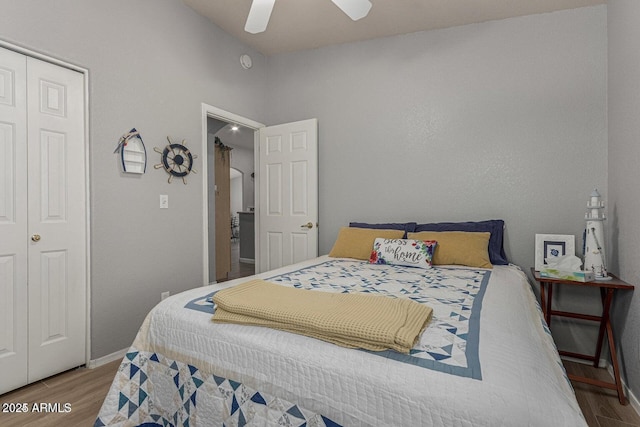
407 231 493 269
414 220 508 265
328 227 405 260
369 238 437 269
349 222 417 238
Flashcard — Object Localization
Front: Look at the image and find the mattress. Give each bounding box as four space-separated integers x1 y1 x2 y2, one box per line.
95 256 587 426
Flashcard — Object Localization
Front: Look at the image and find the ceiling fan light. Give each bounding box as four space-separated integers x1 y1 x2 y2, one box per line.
245 0 276 34
330 0 372 21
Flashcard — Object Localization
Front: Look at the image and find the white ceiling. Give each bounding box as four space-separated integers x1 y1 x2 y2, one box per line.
183 0 605 56
213 123 256 150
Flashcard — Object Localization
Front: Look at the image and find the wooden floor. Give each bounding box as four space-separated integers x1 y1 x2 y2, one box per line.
564 360 640 427
1 359 638 426
221 239 255 282
0 360 120 427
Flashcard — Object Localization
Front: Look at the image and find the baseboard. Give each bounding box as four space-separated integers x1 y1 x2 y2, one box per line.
560 355 608 367
87 348 128 369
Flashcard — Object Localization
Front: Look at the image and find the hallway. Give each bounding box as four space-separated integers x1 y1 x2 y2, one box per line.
223 240 254 282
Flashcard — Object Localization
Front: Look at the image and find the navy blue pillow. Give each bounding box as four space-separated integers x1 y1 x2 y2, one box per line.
349 222 417 239
413 220 508 265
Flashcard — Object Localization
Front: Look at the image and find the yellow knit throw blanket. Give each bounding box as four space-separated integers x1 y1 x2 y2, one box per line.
212 279 433 354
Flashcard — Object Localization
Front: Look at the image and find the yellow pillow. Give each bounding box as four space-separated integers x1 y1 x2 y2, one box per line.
407 231 492 269
329 227 405 260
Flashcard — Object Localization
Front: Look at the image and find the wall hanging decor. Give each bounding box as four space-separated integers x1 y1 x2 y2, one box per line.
114 128 147 174
154 136 198 184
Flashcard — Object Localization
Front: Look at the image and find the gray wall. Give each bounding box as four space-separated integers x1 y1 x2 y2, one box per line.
266 6 608 355
230 174 243 219
230 146 255 212
266 6 607 267
608 0 640 406
0 0 267 358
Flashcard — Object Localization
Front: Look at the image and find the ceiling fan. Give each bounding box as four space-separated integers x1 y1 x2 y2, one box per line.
245 0 372 34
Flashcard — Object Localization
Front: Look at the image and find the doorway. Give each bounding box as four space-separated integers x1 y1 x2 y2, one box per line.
208 121 255 282
201 105 319 284
201 104 264 285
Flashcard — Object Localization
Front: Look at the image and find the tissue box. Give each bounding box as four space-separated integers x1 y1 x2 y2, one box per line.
539 269 595 282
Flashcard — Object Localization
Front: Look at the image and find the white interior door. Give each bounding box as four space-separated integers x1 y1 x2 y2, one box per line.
26 56 86 383
258 119 318 273
0 46 29 394
0 46 86 393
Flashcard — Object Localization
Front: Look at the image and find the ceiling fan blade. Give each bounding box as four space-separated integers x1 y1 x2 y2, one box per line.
330 0 372 21
245 0 276 34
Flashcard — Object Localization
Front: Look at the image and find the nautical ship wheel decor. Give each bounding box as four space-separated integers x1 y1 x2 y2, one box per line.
154 137 198 184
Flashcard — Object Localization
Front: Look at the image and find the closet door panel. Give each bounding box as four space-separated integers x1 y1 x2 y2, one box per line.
26 56 86 383
39 130 67 221
0 46 28 395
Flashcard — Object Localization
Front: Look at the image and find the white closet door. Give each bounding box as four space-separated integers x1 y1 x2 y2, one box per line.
26 56 86 383
0 46 29 394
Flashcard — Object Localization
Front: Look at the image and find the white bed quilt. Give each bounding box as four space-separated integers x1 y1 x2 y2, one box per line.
95 256 587 427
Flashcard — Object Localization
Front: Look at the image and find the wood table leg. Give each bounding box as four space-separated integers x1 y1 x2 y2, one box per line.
600 289 628 405
594 289 613 368
607 320 628 405
546 282 553 327
540 281 547 319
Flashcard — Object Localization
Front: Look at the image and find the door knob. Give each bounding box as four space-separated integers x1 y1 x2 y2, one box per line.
31 234 41 242
300 222 313 229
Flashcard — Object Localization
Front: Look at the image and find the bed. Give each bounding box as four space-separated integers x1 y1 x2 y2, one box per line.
95 222 587 427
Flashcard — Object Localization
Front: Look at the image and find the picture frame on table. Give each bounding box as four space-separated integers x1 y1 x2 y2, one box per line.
535 234 575 271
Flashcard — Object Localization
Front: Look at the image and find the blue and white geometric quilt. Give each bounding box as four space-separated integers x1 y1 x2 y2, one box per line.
96 260 588 427
186 259 491 380
94 349 342 427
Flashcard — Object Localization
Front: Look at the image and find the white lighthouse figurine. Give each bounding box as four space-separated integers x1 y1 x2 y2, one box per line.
584 189 610 280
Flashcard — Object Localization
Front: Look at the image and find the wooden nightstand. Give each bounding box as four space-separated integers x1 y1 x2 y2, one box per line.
530 268 634 405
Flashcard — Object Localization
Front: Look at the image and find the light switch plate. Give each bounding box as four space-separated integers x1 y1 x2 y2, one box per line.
160 194 169 209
